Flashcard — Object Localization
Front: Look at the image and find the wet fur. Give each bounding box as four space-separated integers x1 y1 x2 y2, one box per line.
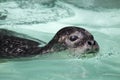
0 26 99 58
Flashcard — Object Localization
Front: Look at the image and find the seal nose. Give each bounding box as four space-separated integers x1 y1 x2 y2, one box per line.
86 40 99 53
87 40 95 46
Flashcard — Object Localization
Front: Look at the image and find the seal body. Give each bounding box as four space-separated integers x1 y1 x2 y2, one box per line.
0 26 99 58
0 29 45 58
0 35 41 57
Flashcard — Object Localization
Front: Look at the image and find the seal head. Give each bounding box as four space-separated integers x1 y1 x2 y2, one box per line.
45 26 99 55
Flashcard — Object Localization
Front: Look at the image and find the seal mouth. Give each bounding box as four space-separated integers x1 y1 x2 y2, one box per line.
87 51 97 54
86 49 99 54
85 48 99 54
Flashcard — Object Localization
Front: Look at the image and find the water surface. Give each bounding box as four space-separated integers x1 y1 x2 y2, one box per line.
0 0 120 80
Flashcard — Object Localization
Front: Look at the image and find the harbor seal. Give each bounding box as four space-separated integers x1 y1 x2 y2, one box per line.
0 26 99 58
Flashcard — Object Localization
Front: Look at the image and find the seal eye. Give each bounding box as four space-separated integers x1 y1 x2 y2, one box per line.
69 36 78 41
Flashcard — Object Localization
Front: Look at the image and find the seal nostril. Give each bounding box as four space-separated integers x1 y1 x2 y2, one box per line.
93 41 96 45
88 41 92 45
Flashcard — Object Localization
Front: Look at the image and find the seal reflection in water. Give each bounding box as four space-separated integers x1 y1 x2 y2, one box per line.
0 26 99 58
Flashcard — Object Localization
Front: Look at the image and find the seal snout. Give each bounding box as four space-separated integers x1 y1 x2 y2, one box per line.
86 40 99 53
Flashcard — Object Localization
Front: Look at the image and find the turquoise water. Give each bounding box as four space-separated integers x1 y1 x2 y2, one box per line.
0 0 120 80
